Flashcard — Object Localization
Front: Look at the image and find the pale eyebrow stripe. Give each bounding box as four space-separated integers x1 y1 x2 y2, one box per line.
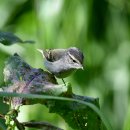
68 52 80 64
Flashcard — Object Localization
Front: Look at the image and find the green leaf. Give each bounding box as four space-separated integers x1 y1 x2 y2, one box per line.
0 121 6 130
0 92 112 130
0 32 34 45
0 54 112 130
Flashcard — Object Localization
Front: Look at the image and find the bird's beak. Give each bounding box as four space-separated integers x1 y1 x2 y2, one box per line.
79 65 84 70
80 66 84 70
76 64 84 70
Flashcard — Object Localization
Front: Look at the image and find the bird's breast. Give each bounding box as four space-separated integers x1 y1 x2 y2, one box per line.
44 60 75 78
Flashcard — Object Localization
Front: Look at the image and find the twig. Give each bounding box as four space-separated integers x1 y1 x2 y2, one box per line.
0 113 5 119
13 118 25 130
22 121 63 130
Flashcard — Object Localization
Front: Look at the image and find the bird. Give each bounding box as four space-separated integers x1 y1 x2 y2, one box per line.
37 47 84 85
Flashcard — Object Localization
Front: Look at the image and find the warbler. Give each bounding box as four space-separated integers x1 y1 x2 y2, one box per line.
37 47 84 84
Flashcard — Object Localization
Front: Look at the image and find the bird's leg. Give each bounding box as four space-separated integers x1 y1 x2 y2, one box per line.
62 78 66 86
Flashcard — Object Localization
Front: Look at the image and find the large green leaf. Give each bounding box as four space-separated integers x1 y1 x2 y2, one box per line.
0 54 111 130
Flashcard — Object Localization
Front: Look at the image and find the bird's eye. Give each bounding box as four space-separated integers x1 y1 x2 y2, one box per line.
72 59 77 63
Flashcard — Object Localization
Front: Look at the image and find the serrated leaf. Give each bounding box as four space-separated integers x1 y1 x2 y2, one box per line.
0 32 34 45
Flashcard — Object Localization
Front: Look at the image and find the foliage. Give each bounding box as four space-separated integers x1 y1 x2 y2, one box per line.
0 32 34 45
0 52 109 130
0 0 130 130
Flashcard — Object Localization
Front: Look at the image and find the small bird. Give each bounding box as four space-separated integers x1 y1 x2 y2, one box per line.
37 47 84 84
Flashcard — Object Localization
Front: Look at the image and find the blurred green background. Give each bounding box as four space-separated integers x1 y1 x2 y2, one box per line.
0 0 130 130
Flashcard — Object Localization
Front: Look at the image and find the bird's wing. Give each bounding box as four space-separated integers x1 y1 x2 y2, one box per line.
44 49 66 62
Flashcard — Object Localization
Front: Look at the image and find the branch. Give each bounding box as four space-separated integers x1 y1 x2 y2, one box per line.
22 121 63 130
